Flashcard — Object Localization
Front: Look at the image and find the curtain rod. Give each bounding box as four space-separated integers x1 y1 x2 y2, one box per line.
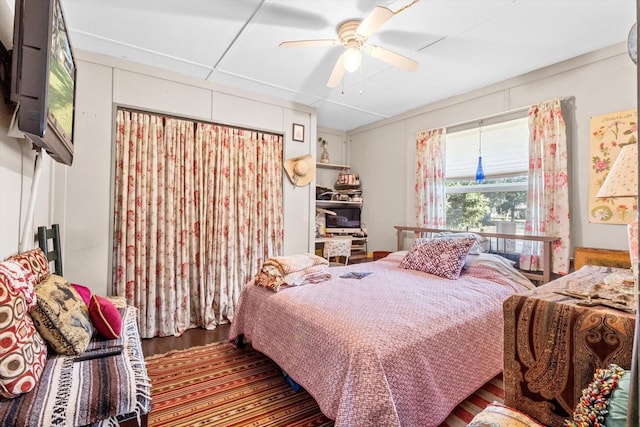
116 105 284 138
445 96 574 133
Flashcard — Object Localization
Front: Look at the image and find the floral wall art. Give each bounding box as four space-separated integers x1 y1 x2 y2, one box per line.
589 108 637 224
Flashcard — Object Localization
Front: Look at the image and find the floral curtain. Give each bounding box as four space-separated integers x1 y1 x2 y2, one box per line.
113 109 283 338
520 98 570 275
415 128 447 228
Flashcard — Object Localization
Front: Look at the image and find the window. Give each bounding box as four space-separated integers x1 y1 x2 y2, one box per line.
445 117 529 234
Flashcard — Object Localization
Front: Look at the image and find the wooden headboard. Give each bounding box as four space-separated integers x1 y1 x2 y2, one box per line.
393 226 560 284
573 247 631 271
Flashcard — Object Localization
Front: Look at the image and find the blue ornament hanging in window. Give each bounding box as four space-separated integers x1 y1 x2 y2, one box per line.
476 122 486 183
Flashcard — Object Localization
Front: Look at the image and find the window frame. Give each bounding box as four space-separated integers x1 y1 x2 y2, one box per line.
443 113 530 230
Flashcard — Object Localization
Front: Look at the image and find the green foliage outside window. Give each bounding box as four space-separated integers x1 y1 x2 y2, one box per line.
446 192 489 230
445 177 527 231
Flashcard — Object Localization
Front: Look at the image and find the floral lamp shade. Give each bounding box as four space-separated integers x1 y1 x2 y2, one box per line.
596 143 638 199
597 143 638 273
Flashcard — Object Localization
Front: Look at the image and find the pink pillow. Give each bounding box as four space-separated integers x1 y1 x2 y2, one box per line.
71 283 92 306
399 236 476 279
89 295 122 339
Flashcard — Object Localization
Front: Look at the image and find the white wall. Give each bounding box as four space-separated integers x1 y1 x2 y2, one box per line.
0 100 56 260
347 43 637 255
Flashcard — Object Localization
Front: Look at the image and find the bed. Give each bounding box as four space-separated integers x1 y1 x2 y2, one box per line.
229 227 555 426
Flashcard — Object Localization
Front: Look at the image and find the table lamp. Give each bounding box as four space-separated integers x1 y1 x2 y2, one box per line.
596 143 638 293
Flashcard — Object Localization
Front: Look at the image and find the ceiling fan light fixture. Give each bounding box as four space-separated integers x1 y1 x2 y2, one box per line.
343 47 362 73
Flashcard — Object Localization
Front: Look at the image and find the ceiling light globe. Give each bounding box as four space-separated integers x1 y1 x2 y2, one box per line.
343 48 362 73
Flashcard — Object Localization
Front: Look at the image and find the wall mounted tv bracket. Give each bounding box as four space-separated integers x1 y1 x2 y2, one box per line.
0 41 11 104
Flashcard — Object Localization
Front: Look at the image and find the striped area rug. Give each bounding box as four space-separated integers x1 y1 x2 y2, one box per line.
145 341 503 427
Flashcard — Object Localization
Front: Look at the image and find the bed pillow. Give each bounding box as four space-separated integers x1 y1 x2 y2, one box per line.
7 248 50 284
30 274 94 355
465 252 516 269
399 236 476 279
89 295 122 339
567 364 628 427
606 369 630 427
433 231 489 254
468 402 545 426
464 253 535 290
71 283 92 306
0 260 48 399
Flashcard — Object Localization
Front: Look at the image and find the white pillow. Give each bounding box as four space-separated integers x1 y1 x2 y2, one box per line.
433 231 489 254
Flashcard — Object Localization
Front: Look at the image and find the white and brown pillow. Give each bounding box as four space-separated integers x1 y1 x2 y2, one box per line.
30 274 93 355
399 236 476 279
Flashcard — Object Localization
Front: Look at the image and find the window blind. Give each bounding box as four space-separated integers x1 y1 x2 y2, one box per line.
445 117 529 179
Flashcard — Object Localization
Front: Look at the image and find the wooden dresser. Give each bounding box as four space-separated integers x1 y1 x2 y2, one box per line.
503 265 636 426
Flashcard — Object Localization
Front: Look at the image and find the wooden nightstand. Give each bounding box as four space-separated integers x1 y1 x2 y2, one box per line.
372 251 391 260
348 251 392 264
348 255 373 264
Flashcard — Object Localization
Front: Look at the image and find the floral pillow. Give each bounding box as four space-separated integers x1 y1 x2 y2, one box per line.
399 236 476 279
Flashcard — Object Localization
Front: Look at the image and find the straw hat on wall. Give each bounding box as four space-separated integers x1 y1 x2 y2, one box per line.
284 154 316 186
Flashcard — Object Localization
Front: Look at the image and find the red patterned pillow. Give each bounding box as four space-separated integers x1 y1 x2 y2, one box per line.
89 295 122 339
8 248 50 284
399 236 476 279
0 260 48 399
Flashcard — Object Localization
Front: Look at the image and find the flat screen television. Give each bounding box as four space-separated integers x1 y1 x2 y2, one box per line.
10 0 76 165
325 207 362 235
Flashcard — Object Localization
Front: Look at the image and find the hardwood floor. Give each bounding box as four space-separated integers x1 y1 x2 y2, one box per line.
141 323 231 357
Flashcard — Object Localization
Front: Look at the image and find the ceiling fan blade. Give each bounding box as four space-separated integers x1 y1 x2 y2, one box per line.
327 55 346 88
365 45 419 72
279 39 338 48
356 6 394 37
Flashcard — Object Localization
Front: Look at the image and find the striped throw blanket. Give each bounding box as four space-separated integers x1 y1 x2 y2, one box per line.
0 306 151 427
255 253 331 292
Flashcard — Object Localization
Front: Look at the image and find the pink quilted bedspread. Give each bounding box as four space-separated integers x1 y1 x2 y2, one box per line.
229 252 532 427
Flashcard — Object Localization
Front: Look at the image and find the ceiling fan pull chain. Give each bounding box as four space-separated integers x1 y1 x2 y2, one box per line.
394 0 420 16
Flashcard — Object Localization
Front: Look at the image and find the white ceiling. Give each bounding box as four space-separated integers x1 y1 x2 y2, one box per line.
60 0 637 131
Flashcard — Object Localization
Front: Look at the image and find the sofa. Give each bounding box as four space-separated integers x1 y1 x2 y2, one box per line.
0 248 151 426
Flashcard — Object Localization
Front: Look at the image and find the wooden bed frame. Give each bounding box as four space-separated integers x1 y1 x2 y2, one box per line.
394 226 559 284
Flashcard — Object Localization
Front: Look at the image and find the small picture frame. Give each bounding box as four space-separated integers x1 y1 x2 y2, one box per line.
292 123 305 142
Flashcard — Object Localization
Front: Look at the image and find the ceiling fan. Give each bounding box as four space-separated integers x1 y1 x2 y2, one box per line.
279 1 420 88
